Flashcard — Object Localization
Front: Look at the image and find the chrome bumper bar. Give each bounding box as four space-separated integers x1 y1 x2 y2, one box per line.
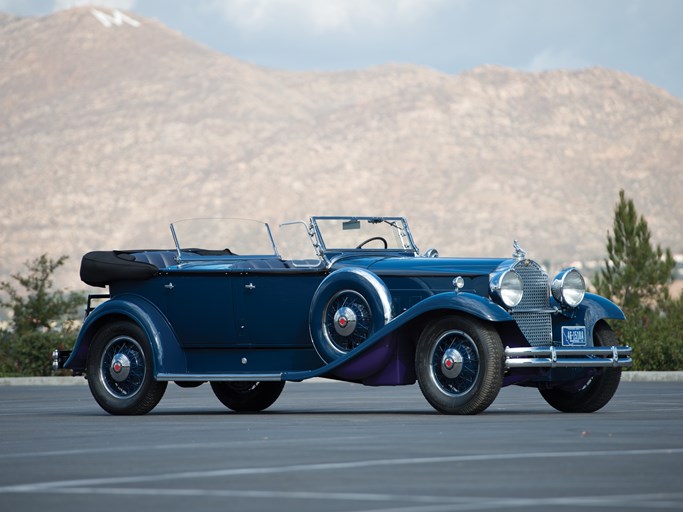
505 346 633 368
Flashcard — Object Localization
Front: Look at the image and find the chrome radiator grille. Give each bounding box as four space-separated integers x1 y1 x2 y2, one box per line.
510 260 552 346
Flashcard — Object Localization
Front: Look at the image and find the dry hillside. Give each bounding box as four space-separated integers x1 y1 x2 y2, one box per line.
1 7 682 291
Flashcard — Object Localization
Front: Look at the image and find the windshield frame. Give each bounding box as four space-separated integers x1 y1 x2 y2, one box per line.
170 218 279 263
310 216 419 256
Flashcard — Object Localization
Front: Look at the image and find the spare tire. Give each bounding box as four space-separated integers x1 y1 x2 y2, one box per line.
309 268 392 364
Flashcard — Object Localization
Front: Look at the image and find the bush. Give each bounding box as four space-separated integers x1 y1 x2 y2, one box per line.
618 298 683 371
0 254 82 377
0 331 76 377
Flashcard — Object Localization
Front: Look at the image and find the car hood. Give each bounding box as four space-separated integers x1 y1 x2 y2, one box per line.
334 256 510 277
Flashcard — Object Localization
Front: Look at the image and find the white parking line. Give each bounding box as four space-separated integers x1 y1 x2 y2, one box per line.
0 436 369 459
4 486 683 511
1 447 682 494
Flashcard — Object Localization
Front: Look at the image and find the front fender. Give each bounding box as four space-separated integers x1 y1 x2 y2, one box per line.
406 292 513 323
65 294 185 375
284 291 511 381
575 293 626 341
579 293 626 321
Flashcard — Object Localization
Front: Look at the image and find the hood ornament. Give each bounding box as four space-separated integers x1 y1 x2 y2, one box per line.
512 240 526 260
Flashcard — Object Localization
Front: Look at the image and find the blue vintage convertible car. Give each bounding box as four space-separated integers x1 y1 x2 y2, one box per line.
57 216 632 415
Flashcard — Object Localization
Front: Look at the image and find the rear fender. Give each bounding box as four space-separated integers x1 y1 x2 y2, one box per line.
65 294 185 375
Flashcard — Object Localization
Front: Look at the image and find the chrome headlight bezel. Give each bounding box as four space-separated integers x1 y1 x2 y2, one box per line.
489 268 524 308
551 267 586 308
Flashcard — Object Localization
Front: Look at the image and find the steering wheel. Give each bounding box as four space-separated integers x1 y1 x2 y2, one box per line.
356 236 388 249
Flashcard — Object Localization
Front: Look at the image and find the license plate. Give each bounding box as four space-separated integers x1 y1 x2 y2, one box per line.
562 326 587 346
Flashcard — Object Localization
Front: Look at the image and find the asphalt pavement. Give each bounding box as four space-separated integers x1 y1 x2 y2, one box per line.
1 380 682 512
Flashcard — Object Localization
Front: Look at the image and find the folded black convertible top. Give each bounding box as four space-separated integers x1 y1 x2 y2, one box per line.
80 251 159 287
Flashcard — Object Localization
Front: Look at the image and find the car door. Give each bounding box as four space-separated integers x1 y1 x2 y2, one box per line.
233 271 324 347
161 273 238 347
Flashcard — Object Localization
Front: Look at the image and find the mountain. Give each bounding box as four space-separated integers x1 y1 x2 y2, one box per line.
1 7 682 292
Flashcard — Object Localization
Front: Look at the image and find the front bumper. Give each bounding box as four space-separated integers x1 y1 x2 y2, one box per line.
505 346 632 369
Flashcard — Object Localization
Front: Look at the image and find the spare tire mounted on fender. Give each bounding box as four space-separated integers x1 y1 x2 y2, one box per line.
310 268 392 363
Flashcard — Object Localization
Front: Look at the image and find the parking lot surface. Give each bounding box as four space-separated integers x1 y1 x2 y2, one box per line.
1 380 682 511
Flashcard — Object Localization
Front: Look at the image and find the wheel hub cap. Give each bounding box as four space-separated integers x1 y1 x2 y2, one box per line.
441 348 464 378
110 353 131 382
333 306 357 336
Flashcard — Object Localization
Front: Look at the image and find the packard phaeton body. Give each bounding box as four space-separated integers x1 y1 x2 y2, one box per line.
57 216 631 415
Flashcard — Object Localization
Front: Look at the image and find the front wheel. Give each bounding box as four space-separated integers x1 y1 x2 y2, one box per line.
416 315 504 415
539 321 622 413
86 320 167 415
211 381 285 412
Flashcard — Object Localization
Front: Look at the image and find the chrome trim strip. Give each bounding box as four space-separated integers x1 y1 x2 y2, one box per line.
504 346 633 368
511 307 561 314
157 373 283 382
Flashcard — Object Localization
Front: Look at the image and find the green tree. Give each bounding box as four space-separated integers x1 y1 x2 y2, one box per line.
0 254 83 376
593 190 675 310
593 190 681 370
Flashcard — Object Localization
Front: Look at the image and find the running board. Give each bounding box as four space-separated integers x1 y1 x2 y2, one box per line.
157 373 283 382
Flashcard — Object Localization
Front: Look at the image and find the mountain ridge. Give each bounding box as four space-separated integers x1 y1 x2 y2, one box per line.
1 7 681 291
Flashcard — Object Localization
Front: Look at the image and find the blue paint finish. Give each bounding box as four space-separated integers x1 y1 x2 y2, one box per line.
412 292 513 322
580 293 626 320
70 218 630 401
159 275 237 347
182 347 324 374
369 256 508 276
235 273 323 346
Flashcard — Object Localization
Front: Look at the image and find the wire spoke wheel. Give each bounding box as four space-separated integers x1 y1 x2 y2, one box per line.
416 315 503 415
309 268 392 366
428 330 480 397
99 336 146 399
323 290 372 353
86 321 167 415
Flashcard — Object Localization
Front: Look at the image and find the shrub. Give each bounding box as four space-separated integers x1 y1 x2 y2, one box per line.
0 254 82 377
621 299 683 371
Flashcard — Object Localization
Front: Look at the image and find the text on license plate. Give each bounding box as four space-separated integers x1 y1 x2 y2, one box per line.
562 326 587 346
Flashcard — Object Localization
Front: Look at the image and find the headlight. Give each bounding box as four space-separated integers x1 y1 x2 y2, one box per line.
551 268 585 307
490 269 523 308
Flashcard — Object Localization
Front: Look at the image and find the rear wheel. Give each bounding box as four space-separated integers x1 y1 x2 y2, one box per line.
211 381 285 412
539 321 622 413
416 315 504 415
86 320 167 415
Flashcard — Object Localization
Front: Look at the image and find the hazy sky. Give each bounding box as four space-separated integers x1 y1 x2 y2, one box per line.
2 0 682 99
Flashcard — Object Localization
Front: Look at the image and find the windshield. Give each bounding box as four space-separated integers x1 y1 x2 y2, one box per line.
170 218 278 257
311 217 417 253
